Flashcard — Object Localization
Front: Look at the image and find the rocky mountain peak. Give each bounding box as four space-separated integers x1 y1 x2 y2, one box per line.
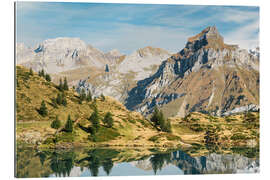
34 37 87 53
125 26 259 117
105 49 122 57
186 26 237 51
135 46 170 58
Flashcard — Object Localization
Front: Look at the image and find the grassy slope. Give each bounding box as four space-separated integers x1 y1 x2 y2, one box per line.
16 66 184 148
169 111 259 155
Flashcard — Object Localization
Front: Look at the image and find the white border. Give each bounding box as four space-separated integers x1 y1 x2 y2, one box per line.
1 0 269 180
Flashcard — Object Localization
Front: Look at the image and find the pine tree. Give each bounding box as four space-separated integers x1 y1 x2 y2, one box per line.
105 64 109 72
150 107 160 126
51 115 61 130
103 112 114 128
150 107 171 133
63 77 69 91
88 107 100 133
40 69 45 77
29 68 33 76
59 78 63 91
62 93 67 106
86 90 92 102
39 100 48 117
45 74 51 82
64 115 73 133
56 93 62 105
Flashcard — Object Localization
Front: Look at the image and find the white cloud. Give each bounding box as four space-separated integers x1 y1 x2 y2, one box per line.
221 8 259 23
86 23 192 54
224 19 259 50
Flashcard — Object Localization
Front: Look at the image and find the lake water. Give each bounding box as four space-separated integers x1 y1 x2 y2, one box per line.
15 146 259 178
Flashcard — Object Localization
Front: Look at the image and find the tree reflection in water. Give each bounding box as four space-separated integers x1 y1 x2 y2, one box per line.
16 146 259 178
49 151 75 177
150 152 171 174
77 149 117 176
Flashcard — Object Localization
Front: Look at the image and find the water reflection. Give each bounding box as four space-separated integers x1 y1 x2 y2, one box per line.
15 147 259 178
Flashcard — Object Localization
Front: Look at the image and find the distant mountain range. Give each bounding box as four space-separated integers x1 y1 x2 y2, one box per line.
16 26 259 117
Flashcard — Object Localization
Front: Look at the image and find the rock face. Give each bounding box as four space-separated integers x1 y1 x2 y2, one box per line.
125 26 259 117
16 37 121 74
118 46 171 80
75 46 170 102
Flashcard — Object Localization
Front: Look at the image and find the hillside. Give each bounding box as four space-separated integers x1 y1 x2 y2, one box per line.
15 66 185 148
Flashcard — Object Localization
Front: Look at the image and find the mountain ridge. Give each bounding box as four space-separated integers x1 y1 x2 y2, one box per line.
124 26 259 117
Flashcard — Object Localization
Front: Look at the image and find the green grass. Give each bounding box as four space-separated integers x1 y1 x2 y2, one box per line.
89 126 120 142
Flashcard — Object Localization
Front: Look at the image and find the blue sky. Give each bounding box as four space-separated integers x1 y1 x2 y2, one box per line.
16 2 259 54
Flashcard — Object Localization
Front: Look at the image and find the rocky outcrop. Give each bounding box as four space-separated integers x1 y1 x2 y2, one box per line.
125 26 259 117
222 104 259 116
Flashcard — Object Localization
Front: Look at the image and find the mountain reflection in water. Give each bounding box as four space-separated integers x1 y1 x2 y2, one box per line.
16 147 259 178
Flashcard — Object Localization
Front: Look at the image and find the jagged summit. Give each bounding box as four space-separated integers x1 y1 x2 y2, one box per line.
135 46 170 58
188 26 221 42
186 26 237 51
35 37 87 53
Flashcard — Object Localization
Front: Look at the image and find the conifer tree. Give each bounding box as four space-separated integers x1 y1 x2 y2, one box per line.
64 115 73 133
88 107 100 133
39 100 48 117
51 115 61 130
59 78 63 91
150 107 160 126
105 64 109 72
103 112 114 128
150 106 171 133
40 69 45 77
86 90 92 102
29 68 33 76
45 74 51 82
56 93 62 105
63 77 69 91
62 93 67 106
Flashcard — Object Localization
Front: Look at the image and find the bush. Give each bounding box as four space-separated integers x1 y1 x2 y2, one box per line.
148 136 159 142
230 133 248 140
